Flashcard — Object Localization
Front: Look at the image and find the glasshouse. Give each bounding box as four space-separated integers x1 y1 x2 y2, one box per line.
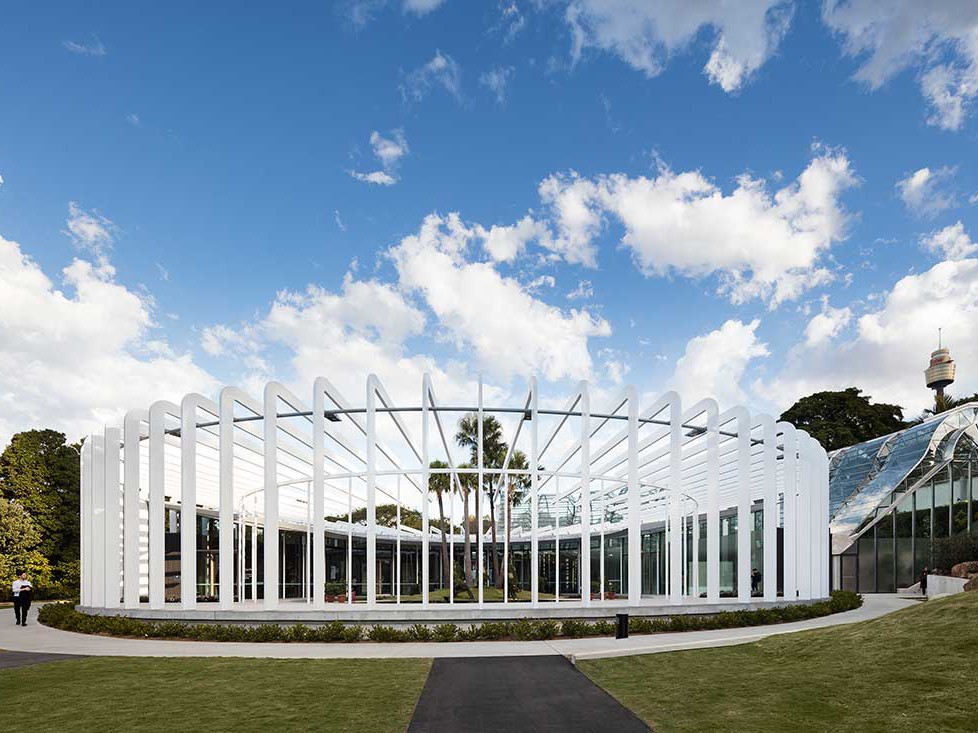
830 403 978 592
78 374 830 619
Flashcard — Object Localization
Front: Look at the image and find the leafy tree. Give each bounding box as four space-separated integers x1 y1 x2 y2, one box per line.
779 388 906 452
0 498 52 587
326 503 424 531
0 430 80 578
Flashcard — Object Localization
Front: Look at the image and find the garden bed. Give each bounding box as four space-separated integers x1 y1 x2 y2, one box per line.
39 591 862 643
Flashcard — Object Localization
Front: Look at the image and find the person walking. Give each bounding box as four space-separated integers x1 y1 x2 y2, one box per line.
750 568 762 595
12 571 33 626
919 566 929 597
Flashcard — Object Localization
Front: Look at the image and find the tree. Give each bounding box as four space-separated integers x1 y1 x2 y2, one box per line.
325 503 423 531
0 430 80 578
455 462 477 587
779 388 906 452
455 414 507 586
428 460 452 589
0 498 52 588
926 392 978 416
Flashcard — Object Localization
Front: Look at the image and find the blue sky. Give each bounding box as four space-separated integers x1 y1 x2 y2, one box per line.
2 1 978 444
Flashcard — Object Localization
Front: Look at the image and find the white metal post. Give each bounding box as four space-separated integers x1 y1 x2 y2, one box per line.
580 382 591 606
627 386 642 605
123 411 146 608
666 393 683 605
778 422 798 599
80 438 92 607
703 401 720 602
530 378 539 607
760 415 777 602
422 375 431 607
91 433 106 608
312 380 328 610
104 427 122 608
478 377 484 605
366 375 377 608
149 402 179 609
262 384 280 610
729 408 751 603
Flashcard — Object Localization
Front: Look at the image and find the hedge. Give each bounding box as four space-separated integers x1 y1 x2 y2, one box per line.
931 536 978 575
38 590 862 644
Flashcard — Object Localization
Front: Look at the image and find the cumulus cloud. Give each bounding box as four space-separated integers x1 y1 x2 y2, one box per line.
823 1 978 131
480 66 515 106
804 298 852 346
563 0 793 93
538 147 858 306
896 166 956 217
921 221 978 260
388 213 611 382
400 50 462 102
403 0 445 14
0 232 217 447
765 257 978 415
668 319 769 408
476 215 551 263
349 170 397 186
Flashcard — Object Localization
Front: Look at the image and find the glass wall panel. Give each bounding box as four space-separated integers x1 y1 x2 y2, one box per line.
858 533 875 592
751 507 764 596
641 529 665 595
914 485 932 576
895 496 914 588
720 514 737 596
934 473 951 540
876 513 895 593
952 462 969 536
559 538 580 599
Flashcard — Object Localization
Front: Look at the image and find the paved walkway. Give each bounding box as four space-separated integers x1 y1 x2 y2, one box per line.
409 656 650 732
0 595 912 661
0 649 88 670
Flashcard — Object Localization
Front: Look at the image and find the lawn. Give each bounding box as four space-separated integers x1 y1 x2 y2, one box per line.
580 592 978 732
0 657 431 732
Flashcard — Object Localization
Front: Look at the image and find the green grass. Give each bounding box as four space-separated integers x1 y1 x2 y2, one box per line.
0 657 431 732
580 592 978 732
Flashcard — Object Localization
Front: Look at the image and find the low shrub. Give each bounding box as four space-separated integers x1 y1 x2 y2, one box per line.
37 590 862 643
433 623 459 642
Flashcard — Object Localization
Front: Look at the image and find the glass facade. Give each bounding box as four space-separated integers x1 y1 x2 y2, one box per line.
831 405 978 592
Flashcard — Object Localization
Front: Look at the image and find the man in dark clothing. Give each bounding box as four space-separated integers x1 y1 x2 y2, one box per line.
919 567 929 596
12 571 33 626
750 568 762 595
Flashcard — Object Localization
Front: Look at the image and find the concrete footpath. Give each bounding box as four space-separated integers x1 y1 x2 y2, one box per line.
0 594 912 662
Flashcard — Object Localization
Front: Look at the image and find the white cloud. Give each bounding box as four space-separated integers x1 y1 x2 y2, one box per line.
126 113 141 127
566 280 593 300
370 129 409 168
563 0 793 93
349 170 397 186
334 210 347 232
668 319 769 408
389 213 611 382
155 263 169 281
476 215 551 263
823 1 978 130
539 147 858 306
896 166 956 217
497 2 526 43
351 129 409 186
0 232 217 447
63 202 117 266
480 66 515 106
404 0 445 14
804 298 852 346
765 257 978 415
400 50 462 102
63 36 106 56
0 173 4 187
921 221 978 260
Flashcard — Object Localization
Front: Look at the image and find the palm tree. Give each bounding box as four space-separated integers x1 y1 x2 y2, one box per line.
503 450 533 590
456 462 477 588
927 392 978 416
455 414 507 586
428 460 451 589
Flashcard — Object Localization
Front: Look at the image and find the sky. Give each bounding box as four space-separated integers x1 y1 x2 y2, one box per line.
2 0 978 448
